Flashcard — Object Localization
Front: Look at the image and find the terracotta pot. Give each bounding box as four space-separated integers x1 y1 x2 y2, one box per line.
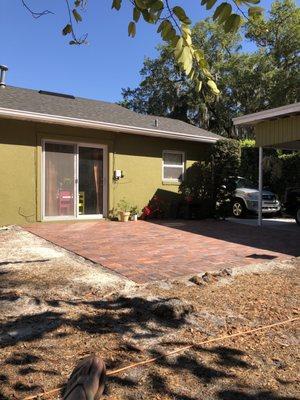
119 211 130 222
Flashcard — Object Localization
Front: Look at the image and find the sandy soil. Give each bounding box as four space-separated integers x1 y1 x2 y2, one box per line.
0 226 299 400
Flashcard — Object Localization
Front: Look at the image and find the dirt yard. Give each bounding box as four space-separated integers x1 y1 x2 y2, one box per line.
0 226 299 400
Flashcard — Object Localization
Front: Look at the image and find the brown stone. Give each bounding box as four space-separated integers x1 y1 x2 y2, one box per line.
150 298 195 320
202 272 217 283
190 275 206 286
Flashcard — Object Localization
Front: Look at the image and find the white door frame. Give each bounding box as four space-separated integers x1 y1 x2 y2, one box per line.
41 139 108 221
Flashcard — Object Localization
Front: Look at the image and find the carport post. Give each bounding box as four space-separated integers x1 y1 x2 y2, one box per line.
258 146 263 227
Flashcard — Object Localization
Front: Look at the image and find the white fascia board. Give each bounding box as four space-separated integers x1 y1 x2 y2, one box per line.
233 103 300 126
0 107 218 143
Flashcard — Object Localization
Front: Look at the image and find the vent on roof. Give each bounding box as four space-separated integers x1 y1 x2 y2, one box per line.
38 90 75 99
0 65 8 88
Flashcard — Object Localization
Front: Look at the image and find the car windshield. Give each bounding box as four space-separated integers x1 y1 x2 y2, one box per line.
236 178 257 189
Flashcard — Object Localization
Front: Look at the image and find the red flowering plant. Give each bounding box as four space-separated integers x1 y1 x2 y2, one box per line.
141 195 167 219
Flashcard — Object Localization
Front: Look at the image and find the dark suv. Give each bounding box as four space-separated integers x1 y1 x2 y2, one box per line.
284 187 300 225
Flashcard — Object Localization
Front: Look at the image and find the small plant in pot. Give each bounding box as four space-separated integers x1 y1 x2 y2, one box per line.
117 199 132 222
130 206 139 221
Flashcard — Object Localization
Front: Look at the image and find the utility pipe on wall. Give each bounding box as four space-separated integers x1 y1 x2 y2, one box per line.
258 146 263 227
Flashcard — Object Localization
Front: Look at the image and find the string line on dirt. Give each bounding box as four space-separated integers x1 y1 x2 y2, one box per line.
22 316 299 400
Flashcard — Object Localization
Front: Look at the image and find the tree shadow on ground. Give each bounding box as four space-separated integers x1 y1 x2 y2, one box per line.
0 259 50 266
218 390 299 400
0 311 64 348
0 293 20 302
6 353 41 366
149 348 235 384
106 344 295 400
149 220 300 257
0 392 10 400
200 346 255 369
1 295 298 399
1 295 190 349
18 366 59 376
71 296 190 339
147 371 199 400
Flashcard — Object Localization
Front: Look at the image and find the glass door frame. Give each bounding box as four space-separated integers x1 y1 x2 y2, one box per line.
41 139 108 221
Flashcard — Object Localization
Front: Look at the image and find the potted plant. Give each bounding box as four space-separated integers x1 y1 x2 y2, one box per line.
130 206 139 221
117 199 132 222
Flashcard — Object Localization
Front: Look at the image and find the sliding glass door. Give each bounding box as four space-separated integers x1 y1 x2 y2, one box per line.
44 142 76 218
43 141 106 220
78 146 104 217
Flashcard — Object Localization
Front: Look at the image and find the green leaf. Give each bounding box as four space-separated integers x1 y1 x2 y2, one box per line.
72 8 82 22
224 14 242 32
157 19 172 34
161 21 174 40
188 68 195 80
69 40 77 45
206 0 217 10
178 46 193 75
196 80 203 92
248 6 264 16
181 24 192 45
128 21 136 37
142 9 156 23
112 0 122 10
149 0 164 12
202 67 213 79
135 0 147 9
207 79 220 95
201 0 207 5
133 7 141 22
74 0 81 7
174 37 184 58
182 24 191 36
244 0 260 4
213 3 232 23
170 34 180 47
165 27 177 41
62 24 72 36
172 6 191 24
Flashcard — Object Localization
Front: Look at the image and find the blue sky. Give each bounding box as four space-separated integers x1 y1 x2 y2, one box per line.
0 0 280 102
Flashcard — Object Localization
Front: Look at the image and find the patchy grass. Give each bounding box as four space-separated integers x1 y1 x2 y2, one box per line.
0 227 299 400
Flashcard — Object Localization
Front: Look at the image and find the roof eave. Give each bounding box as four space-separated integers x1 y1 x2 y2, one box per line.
0 107 218 143
233 103 300 126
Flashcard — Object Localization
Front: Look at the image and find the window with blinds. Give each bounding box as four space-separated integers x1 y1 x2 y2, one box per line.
162 150 185 182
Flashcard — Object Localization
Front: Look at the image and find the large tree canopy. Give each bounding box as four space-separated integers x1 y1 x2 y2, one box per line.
22 0 265 95
120 0 300 137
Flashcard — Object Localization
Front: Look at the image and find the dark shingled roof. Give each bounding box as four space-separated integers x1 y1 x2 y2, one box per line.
0 86 220 141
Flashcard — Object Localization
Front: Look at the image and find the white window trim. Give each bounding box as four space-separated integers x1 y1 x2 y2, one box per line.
162 150 185 183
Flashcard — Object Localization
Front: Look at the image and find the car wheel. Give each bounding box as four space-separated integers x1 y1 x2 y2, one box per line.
296 207 300 226
232 199 246 218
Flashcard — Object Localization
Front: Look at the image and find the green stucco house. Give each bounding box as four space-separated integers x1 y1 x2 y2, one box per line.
0 85 220 225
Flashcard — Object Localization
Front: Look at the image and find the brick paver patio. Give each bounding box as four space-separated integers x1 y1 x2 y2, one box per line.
25 220 299 283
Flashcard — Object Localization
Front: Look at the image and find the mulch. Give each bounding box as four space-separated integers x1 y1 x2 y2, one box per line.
0 238 299 399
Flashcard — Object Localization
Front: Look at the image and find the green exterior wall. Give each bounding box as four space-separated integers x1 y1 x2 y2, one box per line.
0 118 211 225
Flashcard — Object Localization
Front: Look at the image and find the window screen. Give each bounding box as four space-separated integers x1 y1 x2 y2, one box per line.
162 151 185 182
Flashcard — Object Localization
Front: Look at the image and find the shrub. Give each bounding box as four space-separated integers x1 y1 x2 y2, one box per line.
117 198 132 212
240 139 300 200
141 195 167 219
263 152 300 200
179 161 213 203
179 139 241 218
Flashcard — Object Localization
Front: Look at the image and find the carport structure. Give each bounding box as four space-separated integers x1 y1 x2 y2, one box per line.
233 103 300 226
